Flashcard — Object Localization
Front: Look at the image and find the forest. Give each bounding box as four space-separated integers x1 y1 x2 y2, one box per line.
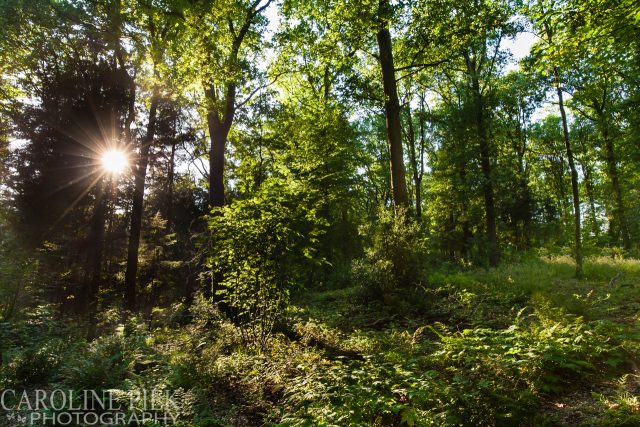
0 0 639 425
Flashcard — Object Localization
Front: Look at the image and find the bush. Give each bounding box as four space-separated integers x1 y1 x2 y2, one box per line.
352 207 426 299
206 179 326 349
279 315 633 426
0 211 38 322
61 334 128 390
1 340 65 387
0 306 78 387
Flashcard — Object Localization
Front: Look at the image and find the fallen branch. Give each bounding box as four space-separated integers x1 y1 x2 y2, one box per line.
608 272 622 287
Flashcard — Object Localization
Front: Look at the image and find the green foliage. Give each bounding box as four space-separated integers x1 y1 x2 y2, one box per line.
592 383 640 427
207 178 327 348
0 256 636 426
1 340 65 387
0 306 79 387
61 335 128 391
352 208 426 299
0 211 37 321
274 256 640 426
279 316 633 426
2 0 640 425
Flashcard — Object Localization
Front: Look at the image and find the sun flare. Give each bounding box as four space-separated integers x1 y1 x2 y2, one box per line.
101 149 128 174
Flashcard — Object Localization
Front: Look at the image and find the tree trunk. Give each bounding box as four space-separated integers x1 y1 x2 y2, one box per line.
459 166 472 261
376 0 408 209
465 51 499 267
166 140 176 231
445 212 456 261
207 111 232 208
405 106 422 221
124 92 159 311
599 117 630 250
514 122 532 249
553 67 583 277
85 177 107 340
552 154 570 225
543 19 583 276
203 0 267 208
576 135 599 238
582 162 600 238
414 178 422 221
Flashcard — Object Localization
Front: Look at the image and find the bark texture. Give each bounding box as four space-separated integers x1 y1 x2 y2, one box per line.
376 0 409 209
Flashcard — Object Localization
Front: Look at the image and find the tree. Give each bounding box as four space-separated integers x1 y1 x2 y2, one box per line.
124 0 177 311
279 0 412 212
401 89 429 221
492 71 545 249
567 52 631 250
7 4 135 328
178 0 273 208
376 0 409 209
530 1 584 276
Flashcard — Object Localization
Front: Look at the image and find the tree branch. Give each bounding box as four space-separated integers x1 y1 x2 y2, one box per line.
235 72 285 109
394 59 448 73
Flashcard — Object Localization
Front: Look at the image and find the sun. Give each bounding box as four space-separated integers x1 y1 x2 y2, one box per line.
101 149 128 174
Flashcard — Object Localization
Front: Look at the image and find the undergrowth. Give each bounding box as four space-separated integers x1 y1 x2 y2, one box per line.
0 256 638 426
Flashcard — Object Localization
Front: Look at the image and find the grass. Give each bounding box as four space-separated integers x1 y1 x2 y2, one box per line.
279 255 640 425
0 255 639 426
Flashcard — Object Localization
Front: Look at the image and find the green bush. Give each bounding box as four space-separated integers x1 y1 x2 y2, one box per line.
351 257 395 299
0 307 78 387
0 216 37 322
592 384 640 426
61 334 128 390
207 178 326 349
279 315 632 426
353 208 426 299
1 339 65 386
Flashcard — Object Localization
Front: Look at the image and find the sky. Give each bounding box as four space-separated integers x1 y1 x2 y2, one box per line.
503 31 538 61
502 31 538 71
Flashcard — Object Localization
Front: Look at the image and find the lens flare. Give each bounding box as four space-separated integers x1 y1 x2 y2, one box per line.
101 149 128 174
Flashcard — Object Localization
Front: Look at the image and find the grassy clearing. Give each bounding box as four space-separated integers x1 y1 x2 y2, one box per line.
278 256 639 426
1 256 639 426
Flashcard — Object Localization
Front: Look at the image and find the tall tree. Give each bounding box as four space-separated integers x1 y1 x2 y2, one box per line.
570 64 631 250
464 46 499 266
7 0 135 322
457 0 514 266
532 7 584 276
493 71 545 249
180 0 273 208
124 1 174 311
376 0 408 209
402 92 428 221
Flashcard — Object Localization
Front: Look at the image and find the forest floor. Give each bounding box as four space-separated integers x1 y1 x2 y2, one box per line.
1 256 639 426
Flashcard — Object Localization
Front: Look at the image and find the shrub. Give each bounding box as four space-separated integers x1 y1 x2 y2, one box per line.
1 340 65 387
61 334 128 390
206 179 326 349
353 207 426 299
0 306 77 387
0 213 38 322
351 257 395 299
279 316 632 426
